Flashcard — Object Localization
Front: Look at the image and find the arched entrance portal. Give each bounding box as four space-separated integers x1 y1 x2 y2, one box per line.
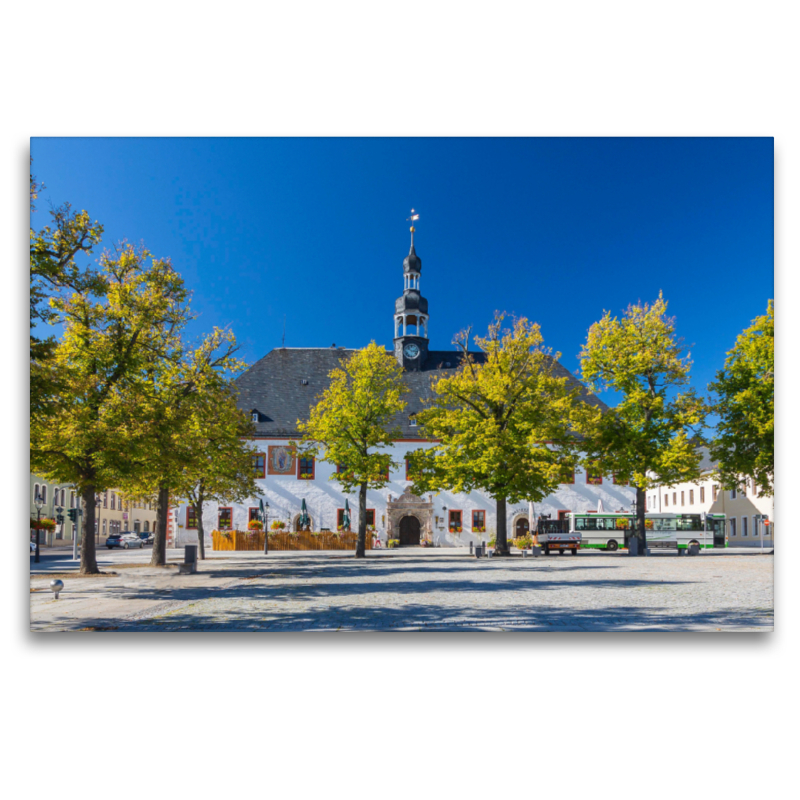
514 517 530 538
399 515 421 546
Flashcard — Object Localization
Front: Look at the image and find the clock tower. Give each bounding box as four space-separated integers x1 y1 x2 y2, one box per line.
393 211 429 371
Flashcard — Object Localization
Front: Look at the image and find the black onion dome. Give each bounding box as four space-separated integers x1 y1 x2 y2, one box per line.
403 243 422 273
395 291 428 314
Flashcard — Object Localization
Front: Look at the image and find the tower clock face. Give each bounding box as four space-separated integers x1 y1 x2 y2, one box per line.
403 343 420 359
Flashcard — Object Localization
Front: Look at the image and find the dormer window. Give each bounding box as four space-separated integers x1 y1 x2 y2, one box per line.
251 412 259 423
409 414 418 427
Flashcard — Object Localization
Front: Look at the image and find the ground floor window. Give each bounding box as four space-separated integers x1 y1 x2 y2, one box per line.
729 518 736 537
472 510 486 533
218 507 233 530
448 510 462 532
337 509 350 531
186 506 197 529
364 509 375 529
742 516 748 537
144 520 150 532
248 507 261 524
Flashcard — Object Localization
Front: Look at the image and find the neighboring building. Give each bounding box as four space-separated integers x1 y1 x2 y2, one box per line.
645 448 774 548
29 475 158 547
174 230 636 547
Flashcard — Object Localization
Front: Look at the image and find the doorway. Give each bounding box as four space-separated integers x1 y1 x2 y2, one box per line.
515 518 530 538
399 515 421 546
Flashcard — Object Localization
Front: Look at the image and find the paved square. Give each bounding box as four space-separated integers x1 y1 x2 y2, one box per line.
30 549 773 632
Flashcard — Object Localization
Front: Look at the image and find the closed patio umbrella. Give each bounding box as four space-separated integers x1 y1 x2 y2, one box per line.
300 498 310 530
343 499 351 531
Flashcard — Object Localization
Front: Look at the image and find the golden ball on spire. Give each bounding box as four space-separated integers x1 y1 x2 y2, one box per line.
410 226 416 232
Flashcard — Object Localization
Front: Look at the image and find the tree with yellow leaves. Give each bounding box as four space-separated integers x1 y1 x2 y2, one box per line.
578 293 706 554
407 314 587 556
298 342 408 558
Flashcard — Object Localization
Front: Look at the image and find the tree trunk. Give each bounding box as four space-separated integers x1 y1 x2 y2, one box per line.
494 495 510 555
150 484 170 566
355 482 368 558
635 485 647 556
79 484 100 574
195 497 205 560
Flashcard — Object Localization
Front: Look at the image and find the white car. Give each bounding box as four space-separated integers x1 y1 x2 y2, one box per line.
30 542 36 554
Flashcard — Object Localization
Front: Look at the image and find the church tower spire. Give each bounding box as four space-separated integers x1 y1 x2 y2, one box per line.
394 210 429 371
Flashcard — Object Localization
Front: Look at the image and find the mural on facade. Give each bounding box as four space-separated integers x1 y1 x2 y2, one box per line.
268 445 295 475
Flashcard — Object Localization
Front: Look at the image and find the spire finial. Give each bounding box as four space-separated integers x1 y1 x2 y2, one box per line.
407 208 419 248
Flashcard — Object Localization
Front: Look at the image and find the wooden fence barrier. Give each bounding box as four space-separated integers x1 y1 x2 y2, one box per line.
211 530 372 551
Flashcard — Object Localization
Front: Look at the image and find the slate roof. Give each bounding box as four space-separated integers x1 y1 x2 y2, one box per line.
235 346 608 440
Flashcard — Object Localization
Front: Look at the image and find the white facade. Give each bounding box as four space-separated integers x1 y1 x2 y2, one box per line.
175 439 636 547
646 471 774 548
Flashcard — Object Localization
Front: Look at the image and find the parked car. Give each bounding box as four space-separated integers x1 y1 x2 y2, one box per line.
30 542 36 554
106 532 144 549
134 531 154 545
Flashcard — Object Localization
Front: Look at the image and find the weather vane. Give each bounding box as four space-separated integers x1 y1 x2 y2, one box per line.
407 208 419 246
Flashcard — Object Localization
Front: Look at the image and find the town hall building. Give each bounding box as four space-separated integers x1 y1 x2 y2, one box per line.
174 226 636 547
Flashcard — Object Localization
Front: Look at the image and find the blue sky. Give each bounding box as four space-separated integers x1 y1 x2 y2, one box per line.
30 137 773 414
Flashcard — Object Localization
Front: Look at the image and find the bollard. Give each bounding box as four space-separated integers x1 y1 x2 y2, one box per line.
50 579 64 600
469 541 473 555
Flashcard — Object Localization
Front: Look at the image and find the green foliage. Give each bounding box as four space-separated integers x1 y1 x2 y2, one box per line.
577 293 706 490
29 167 104 415
407 313 587 553
709 300 774 495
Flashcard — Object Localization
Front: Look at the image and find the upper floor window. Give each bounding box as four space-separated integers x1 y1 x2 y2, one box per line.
586 471 603 486
689 489 694 505
253 453 266 478
110 492 116 510
664 495 669 507
731 488 736 500
672 492 677 505
298 456 315 480
103 491 108 508
712 485 718 501
680 491 685 506
612 474 628 486
700 486 705 503
560 467 575 485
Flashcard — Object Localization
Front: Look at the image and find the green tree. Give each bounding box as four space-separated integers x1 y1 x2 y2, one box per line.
408 314 587 556
578 293 706 554
172 391 260 559
120 326 249 567
298 342 408 558
709 300 774 496
30 244 188 574
30 166 104 415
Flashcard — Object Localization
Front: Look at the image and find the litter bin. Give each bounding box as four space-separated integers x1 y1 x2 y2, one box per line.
628 537 639 556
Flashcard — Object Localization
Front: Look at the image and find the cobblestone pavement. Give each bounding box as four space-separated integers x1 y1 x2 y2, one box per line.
31 550 773 632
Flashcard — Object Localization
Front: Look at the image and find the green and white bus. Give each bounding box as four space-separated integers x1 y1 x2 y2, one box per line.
568 512 727 551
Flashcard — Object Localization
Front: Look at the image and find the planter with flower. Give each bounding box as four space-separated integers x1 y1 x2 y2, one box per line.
270 520 286 531
248 520 263 531
515 535 533 550
449 525 462 534
473 526 486 534
644 519 654 530
615 518 630 530
30 517 56 532
387 539 400 549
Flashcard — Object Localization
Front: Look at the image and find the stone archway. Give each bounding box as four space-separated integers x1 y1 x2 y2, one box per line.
513 517 530 538
387 489 433 545
292 514 314 532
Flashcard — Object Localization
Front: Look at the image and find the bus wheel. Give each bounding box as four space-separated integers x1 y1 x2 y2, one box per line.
607 540 619 552
559 549 566 555
571 548 578 555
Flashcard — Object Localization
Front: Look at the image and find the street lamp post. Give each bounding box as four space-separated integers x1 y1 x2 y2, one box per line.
34 491 43 564
261 499 270 554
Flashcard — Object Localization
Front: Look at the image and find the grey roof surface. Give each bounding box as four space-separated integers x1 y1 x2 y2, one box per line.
236 347 608 440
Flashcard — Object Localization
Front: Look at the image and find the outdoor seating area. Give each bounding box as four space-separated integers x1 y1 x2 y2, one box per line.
211 530 372 551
